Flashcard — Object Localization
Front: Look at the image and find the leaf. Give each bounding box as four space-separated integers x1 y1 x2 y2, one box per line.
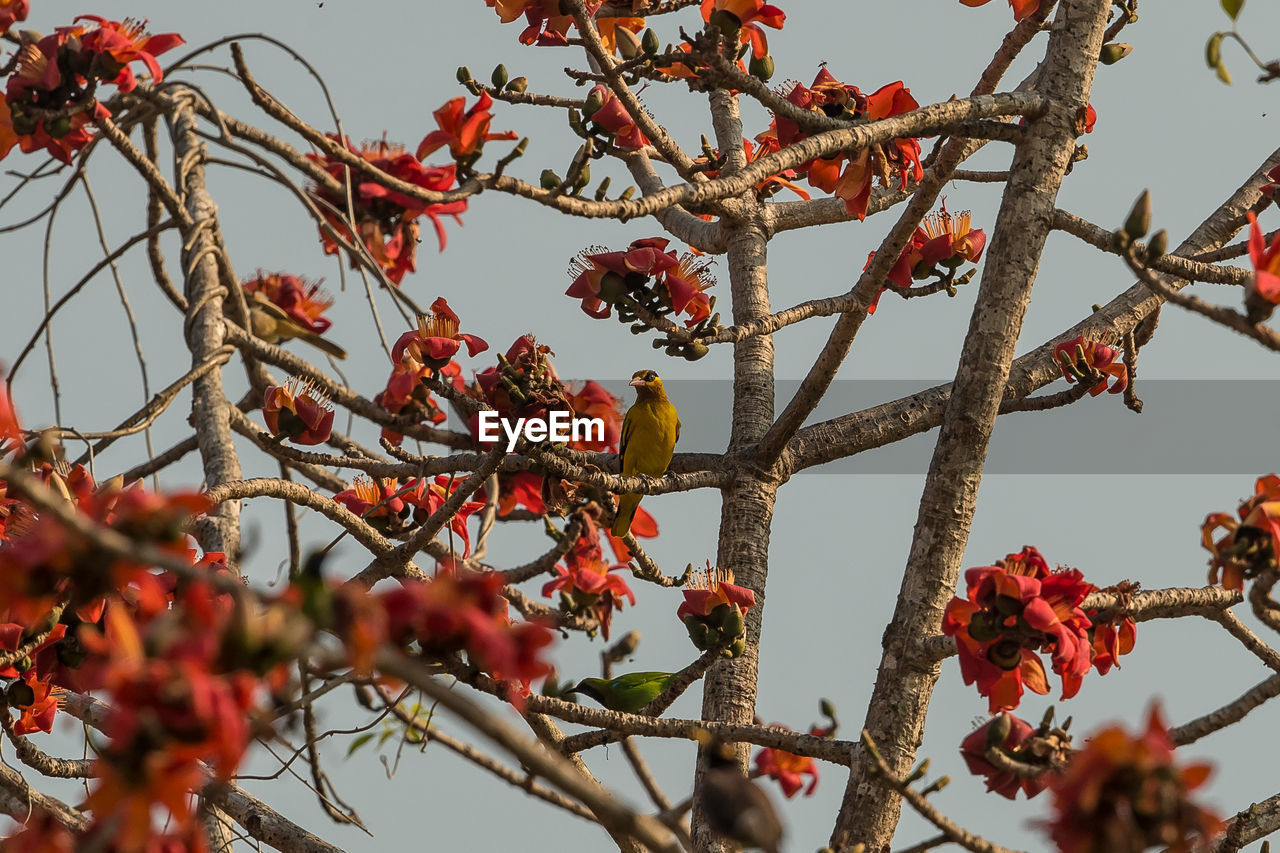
1206 33 1233 84
1221 0 1245 21
346 732 376 757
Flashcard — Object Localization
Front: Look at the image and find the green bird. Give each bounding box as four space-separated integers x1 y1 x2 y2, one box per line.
562 671 677 714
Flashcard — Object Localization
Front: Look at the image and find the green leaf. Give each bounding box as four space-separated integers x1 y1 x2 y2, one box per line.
346 732 376 757
1221 0 1245 21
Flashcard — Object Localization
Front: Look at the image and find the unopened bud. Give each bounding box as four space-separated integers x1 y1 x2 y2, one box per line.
506 76 528 94
683 342 709 360
491 64 509 89
1123 190 1151 241
615 27 643 60
819 698 838 720
456 66 472 84
986 712 1013 747
1146 229 1168 260
594 175 612 200
540 169 562 190
1099 43 1133 65
641 28 660 56
707 8 742 36
619 186 636 200
582 88 605 120
748 54 775 82
573 162 592 192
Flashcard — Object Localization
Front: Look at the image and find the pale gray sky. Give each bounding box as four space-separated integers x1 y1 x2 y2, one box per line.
2 1 1279 851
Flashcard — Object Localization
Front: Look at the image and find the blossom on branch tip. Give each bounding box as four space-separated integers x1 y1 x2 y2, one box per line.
1202 474 1280 590
392 297 489 371
1054 336 1128 396
262 377 334 446
959 0 1042 21
679 562 754 657
702 0 786 59
416 91 517 163
1246 211 1280 322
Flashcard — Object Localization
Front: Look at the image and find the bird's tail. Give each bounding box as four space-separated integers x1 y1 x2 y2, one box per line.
300 332 348 360
612 493 641 539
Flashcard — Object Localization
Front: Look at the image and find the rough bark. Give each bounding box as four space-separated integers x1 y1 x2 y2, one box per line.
691 89 781 853
167 89 243 566
829 2 1112 849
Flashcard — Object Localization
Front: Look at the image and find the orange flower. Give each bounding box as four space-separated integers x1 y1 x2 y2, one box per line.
262 376 334 445
564 380 623 452
1048 707 1220 853
662 253 716 327
416 91 517 163
404 475 486 556
0 0 27 33
1202 474 1280 590
701 0 786 58
1246 211 1280 322
1054 336 1128 396
583 84 650 150
392 297 489 371
942 547 1095 712
755 734 819 798
485 0 597 45
74 16 185 93
334 476 408 534
959 0 1042 21
543 555 635 640
678 563 754 656
960 712 1053 800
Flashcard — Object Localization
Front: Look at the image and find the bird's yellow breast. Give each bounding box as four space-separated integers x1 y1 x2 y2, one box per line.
621 398 680 478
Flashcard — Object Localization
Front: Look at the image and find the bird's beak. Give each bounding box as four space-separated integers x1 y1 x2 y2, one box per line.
629 377 646 387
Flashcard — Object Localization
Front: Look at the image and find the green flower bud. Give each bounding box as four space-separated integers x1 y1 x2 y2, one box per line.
986 712 1013 747
1123 189 1151 241
540 169 562 190
582 89 605 120
456 66 473 83
491 64 509 89
748 54 775 82
727 637 747 658
641 28 660 55
707 8 742 35
1146 229 1168 260
506 76 529 94
683 342 710 361
6 679 35 707
573 162 592 192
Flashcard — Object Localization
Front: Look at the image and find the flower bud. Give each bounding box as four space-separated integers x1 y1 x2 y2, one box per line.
683 342 710 360
582 87 605 120
986 712 1013 747
1123 190 1151 241
749 54 775 82
506 76 529 94
615 27 643 60
726 637 747 658
540 169 562 190
1146 229 1168 260
641 28 660 55
1099 43 1133 65
707 8 742 35
491 64 509 89
456 66 472 83
619 186 636 200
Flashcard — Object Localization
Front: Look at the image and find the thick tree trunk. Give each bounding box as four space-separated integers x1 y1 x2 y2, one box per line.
830 2 1111 849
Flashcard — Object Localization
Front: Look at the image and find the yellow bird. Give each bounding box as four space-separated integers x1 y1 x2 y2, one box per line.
247 290 348 360
612 369 680 539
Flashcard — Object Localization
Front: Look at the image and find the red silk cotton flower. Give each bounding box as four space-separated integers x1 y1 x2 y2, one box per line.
960 712 1054 800
678 562 754 657
1048 707 1221 853
942 546 1095 712
262 377 334 445
959 0 1042 21
1054 335 1128 396
392 297 489 371
1202 473 1280 590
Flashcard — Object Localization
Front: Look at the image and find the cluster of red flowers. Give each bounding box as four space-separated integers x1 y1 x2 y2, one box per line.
315 564 554 704
756 68 923 220
307 137 466 284
543 510 636 639
1054 335 1129 396
863 202 987 312
483 0 645 53
1047 708 1221 853
333 474 486 553
0 16 183 163
961 712 1060 800
566 237 715 327
1202 474 1280 590
942 546 1136 712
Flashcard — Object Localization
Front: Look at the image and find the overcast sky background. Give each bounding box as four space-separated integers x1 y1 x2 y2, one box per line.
3 1 1280 851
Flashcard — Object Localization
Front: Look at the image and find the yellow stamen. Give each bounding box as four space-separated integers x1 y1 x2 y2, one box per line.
416 309 459 340
686 563 735 590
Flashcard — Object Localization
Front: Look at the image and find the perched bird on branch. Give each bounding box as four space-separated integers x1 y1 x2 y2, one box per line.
612 369 680 538
563 671 677 713
693 729 783 853
247 290 347 360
